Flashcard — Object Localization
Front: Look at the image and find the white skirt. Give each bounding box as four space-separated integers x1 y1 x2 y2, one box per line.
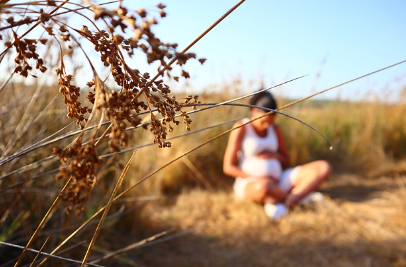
233 166 302 200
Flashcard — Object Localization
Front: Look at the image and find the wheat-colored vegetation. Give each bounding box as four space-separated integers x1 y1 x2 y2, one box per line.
3 80 406 266
1 1 406 266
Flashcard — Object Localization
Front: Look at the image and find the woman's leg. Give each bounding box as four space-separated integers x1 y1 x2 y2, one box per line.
285 160 332 207
244 179 288 204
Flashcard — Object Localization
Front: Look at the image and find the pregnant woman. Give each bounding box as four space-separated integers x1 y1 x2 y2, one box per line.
223 91 332 220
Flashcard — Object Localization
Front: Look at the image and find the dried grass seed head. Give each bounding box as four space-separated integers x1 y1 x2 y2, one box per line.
1 1 205 214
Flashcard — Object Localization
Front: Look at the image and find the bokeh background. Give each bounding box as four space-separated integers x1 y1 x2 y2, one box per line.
1 1 406 266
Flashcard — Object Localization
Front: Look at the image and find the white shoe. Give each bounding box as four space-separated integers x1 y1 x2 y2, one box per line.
264 203 288 220
300 192 324 205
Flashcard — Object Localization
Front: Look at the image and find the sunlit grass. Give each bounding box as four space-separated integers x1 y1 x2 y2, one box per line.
2 81 406 265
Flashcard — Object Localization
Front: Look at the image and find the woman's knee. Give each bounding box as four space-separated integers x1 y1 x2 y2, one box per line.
252 180 270 196
301 160 332 181
245 180 269 201
315 160 332 180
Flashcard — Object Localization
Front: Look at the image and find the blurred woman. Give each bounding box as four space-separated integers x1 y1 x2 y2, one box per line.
223 91 332 220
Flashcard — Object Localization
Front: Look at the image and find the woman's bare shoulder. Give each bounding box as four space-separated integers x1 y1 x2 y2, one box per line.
233 120 244 127
233 120 248 130
231 120 246 136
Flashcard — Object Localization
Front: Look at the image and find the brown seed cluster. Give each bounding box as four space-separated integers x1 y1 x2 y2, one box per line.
2 1 205 215
55 139 103 216
5 31 48 77
80 3 204 148
56 68 89 129
87 78 144 152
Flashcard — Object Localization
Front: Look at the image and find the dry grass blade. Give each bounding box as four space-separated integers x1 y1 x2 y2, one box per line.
14 177 72 267
4 54 406 191
0 115 238 187
192 102 332 147
0 0 69 57
2 54 406 194
0 72 14 93
0 241 106 267
128 228 195 250
2 83 43 158
28 236 49 267
2 0 404 264
89 229 195 264
101 116 241 157
110 109 297 199
0 122 73 166
134 0 247 99
0 168 59 194
0 77 303 165
80 151 136 266
279 58 406 110
33 55 406 263
0 73 300 171
0 1 118 32
85 0 247 150
1 97 320 187
36 205 133 266
41 123 271 265
0 117 238 187
89 230 173 264
70 58 406 217
0 127 73 166
99 100 331 158
87 76 314 150
181 157 214 191
4 55 405 180
0 156 58 181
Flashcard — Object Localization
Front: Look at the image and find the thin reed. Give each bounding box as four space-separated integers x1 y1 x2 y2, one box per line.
0 1 246 265
1 0 406 266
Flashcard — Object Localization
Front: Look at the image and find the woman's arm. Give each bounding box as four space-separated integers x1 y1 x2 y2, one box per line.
274 124 290 169
223 122 250 178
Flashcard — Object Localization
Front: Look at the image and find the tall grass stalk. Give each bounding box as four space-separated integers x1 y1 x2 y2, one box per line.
13 177 72 267
2 0 406 265
81 151 135 266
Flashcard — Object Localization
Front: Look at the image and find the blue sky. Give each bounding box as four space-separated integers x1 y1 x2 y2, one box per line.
123 0 406 100
4 1 405 101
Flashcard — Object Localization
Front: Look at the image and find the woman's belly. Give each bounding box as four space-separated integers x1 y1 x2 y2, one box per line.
241 157 282 179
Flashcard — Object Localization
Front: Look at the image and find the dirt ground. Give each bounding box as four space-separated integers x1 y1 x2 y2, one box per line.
99 167 406 267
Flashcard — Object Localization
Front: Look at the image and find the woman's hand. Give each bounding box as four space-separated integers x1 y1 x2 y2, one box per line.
256 150 280 159
257 174 279 183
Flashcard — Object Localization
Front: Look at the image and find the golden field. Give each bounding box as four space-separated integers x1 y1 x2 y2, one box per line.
1 81 406 266
2 2 406 266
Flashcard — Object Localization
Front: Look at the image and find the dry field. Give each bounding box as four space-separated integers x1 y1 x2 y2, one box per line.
1 2 406 266
2 81 406 266
92 162 406 267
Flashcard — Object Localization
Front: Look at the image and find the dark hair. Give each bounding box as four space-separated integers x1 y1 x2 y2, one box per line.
249 90 277 111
